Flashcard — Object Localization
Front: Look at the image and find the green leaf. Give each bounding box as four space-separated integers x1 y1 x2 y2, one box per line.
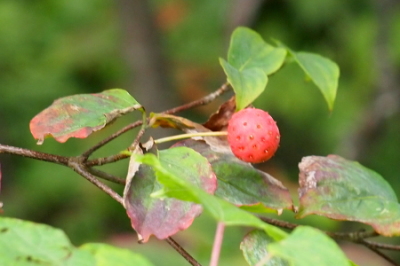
81 243 153 266
297 155 400 236
228 27 287 75
220 58 267 111
240 230 289 266
290 51 339 111
134 147 288 241
0 217 93 266
220 27 286 111
30 89 142 144
268 226 351 266
0 217 154 266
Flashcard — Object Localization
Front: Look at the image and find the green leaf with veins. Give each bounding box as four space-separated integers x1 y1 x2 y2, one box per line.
290 51 339 111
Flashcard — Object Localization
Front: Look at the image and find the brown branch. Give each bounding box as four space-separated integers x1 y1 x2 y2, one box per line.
259 216 380 240
166 237 202 266
68 158 124 205
0 144 69 165
87 167 125 185
360 240 399 266
362 240 400 251
86 153 130 166
164 82 231 115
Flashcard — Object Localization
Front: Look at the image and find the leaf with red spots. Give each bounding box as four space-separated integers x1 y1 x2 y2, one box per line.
30 89 142 144
124 147 217 242
173 139 293 213
297 155 400 236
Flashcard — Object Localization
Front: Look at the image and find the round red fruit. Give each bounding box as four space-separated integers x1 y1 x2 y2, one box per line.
227 108 280 163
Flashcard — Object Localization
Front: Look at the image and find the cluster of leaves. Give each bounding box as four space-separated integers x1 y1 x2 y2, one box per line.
1 27 399 266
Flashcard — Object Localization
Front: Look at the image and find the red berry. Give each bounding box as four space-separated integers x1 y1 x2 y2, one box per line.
227 108 280 163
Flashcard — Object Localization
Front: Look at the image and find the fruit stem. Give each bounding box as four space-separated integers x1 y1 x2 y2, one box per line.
210 222 225 266
154 131 227 144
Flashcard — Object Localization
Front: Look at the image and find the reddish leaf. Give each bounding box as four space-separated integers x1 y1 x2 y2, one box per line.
297 155 400 236
173 139 293 213
124 148 217 242
203 96 236 131
30 89 142 144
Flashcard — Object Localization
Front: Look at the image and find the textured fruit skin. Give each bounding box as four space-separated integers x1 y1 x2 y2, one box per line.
227 108 280 163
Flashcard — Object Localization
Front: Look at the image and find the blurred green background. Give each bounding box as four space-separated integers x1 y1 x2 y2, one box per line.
0 0 399 265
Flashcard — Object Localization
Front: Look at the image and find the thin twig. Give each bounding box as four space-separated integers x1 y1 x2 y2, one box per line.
81 120 142 158
259 216 297 230
0 144 69 165
68 158 123 205
166 237 202 266
361 241 399 266
86 153 130 167
164 82 230 115
128 110 147 150
362 240 400 251
87 167 126 185
259 216 379 240
210 222 225 266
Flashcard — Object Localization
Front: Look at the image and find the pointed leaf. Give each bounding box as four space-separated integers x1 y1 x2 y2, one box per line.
267 226 351 266
240 230 289 266
291 51 339 111
124 147 217 242
221 27 286 111
228 27 287 75
30 89 142 144
81 243 153 266
135 149 288 241
173 139 293 213
297 155 400 236
220 58 267 111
